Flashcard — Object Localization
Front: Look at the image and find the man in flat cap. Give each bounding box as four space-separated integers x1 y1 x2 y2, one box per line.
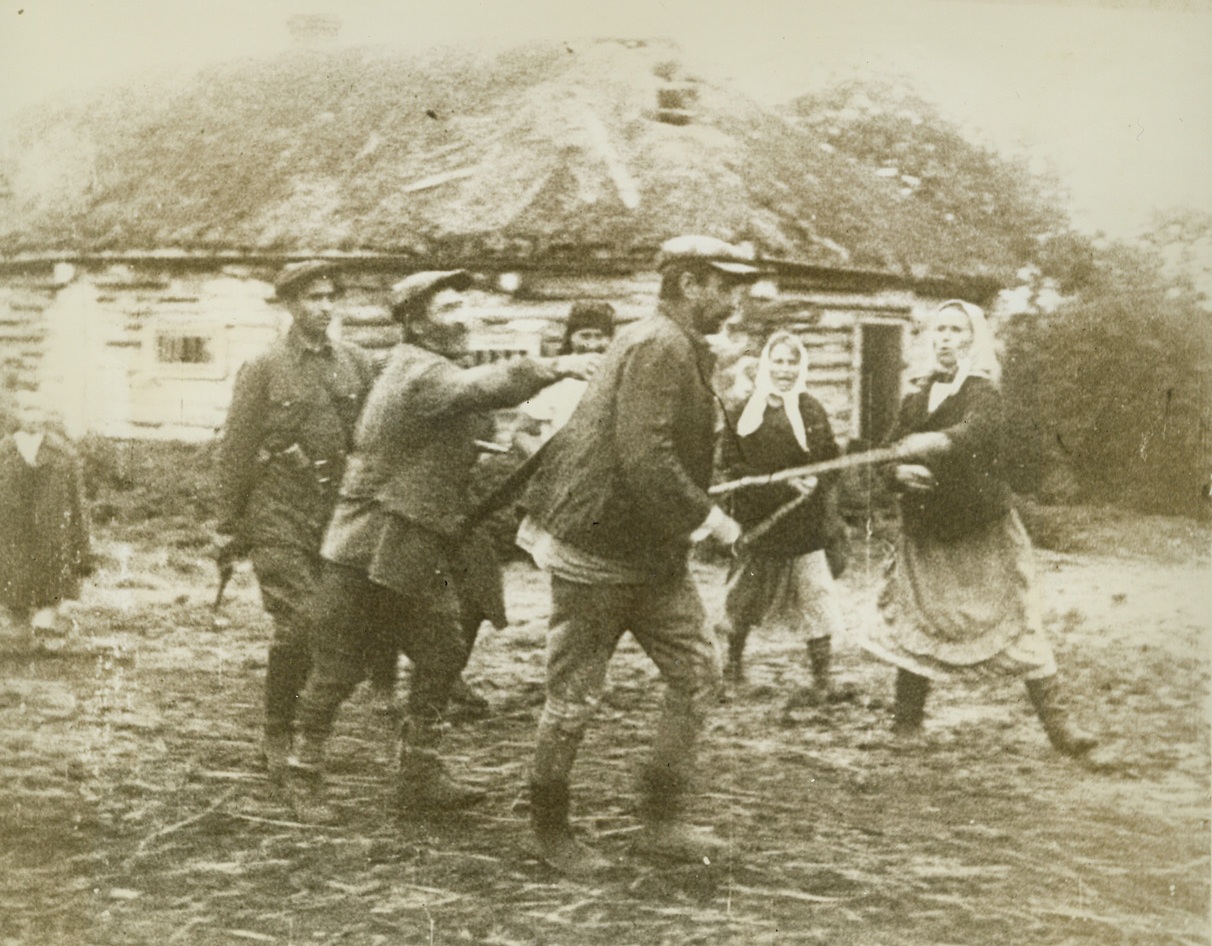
287 270 596 821
216 260 377 783
515 236 758 874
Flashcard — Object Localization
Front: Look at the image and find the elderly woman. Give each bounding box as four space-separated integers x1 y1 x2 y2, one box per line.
863 300 1096 757
0 401 92 641
717 331 851 705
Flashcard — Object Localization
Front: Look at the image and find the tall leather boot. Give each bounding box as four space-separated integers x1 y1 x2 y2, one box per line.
263 643 310 783
529 723 610 875
284 733 332 824
892 669 930 737
635 693 723 862
396 721 484 813
723 622 750 684
635 768 725 863
1025 675 1098 757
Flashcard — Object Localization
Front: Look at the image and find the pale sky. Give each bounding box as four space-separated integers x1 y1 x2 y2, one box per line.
2 0 1210 239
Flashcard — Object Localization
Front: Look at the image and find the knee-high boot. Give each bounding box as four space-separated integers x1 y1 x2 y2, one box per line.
892 669 930 736
529 722 609 875
263 642 311 780
635 691 724 862
1025 675 1097 757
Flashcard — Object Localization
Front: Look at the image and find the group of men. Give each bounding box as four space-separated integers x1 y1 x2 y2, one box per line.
217 235 763 875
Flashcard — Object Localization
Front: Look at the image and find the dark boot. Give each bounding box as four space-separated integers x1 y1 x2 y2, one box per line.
529 722 608 873
785 636 856 710
446 675 490 722
397 746 485 813
1025 676 1097 757
283 735 331 824
263 643 310 781
892 669 930 737
260 732 293 786
635 769 725 863
530 779 612 875
723 623 750 684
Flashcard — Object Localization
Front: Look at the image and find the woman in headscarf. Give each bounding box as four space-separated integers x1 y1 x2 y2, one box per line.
862 300 1097 756
717 330 852 706
0 399 92 642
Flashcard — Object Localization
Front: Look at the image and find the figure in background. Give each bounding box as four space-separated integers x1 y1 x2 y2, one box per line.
516 301 617 453
861 299 1098 757
717 331 853 707
516 235 757 875
287 271 595 822
0 400 92 643
215 261 377 783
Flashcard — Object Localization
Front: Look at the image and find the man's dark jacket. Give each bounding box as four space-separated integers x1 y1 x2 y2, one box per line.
521 310 716 578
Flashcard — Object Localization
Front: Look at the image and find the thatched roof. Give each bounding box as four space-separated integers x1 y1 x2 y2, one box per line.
0 40 1019 278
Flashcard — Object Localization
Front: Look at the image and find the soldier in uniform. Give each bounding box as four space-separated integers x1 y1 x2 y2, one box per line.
216 260 376 781
287 270 595 821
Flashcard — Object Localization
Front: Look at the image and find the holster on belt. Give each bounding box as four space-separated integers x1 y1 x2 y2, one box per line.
258 443 346 487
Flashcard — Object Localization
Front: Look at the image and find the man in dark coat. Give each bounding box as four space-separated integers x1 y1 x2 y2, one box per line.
516 235 758 874
216 261 376 781
287 271 594 822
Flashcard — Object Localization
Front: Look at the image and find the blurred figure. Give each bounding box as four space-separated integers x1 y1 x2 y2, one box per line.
516 300 617 453
215 261 377 783
861 300 1098 757
716 331 853 707
0 400 92 643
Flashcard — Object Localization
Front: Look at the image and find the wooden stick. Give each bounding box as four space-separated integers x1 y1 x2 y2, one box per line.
709 446 900 496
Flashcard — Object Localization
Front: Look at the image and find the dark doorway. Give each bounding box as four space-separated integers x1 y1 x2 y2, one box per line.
858 322 903 445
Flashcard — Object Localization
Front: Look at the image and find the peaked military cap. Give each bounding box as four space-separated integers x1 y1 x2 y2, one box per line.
274 260 341 300
656 235 761 277
388 270 474 321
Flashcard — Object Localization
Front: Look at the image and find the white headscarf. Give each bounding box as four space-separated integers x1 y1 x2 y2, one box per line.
924 299 1000 413
736 331 811 450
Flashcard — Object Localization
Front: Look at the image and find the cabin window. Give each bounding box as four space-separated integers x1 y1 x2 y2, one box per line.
156 333 213 365
144 319 227 380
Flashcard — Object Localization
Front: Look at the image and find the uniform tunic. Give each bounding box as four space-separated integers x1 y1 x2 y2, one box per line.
216 326 375 641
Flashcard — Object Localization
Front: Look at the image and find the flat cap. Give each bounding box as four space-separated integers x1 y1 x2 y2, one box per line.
656 235 761 277
388 270 474 318
274 260 341 299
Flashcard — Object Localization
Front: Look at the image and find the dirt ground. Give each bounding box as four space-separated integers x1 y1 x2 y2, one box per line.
1 510 1208 946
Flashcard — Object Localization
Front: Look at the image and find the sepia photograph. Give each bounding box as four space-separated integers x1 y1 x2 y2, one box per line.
1 1 1209 943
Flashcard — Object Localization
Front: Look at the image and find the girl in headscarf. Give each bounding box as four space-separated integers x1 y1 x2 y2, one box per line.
717 331 852 706
861 300 1097 756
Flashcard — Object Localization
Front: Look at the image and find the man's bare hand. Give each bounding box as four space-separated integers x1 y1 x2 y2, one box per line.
550 353 601 381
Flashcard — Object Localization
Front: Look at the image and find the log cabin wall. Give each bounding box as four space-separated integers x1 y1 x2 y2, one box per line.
0 258 984 444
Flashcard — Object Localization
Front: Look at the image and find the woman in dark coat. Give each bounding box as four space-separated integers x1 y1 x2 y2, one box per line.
0 405 91 637
861 300 1096 756
718 331 851 704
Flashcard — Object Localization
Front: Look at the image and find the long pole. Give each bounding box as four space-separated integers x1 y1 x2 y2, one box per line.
708 446 900 497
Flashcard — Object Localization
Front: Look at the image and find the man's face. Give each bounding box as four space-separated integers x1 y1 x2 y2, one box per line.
685 270 747 335
288 277 338 340
568 327 611 354
413 287 473 359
